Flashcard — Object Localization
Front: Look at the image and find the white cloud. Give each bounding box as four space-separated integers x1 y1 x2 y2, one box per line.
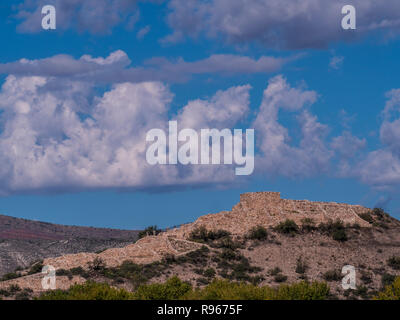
349 89 400 190
163 0 400 49
0 67 379 194
0 75 255 194
329 56 344 70
137 25 151 39
0 50 291 84
253 75 331 177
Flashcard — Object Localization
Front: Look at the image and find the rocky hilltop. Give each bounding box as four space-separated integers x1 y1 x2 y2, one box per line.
1 191 400 300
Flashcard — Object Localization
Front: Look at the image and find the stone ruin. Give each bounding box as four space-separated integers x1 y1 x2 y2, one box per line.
172 191 371 237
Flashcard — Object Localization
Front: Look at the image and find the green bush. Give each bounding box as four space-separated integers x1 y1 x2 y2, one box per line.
38 277 331 301
38 281 135 300
134 276 192 300
275 220 299 235
246 226 268 240
374 277 400 300
272 281 330 300
185 279 271 300
186 279 329 300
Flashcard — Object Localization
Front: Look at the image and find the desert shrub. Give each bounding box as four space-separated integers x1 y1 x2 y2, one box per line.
0 289 10 297
208 230 231 241
214 237 242 250
228 259 262 282
196 277 210 286
138 226 162 239
71 266 90 278
134 276 192 300
88 257 106 272
359 212 374 224
318 220 348 241
219 248 238 260
387 256 400 270
360 271 372 285
203 268 216 278
189 226 230 243
182 246 210 267
295 257 308 274
268 267 282 276
381 273 396 287
323 269 341 282
15 289 32 300
374 277 400 300
274 274 288 283
246 226 268 240
8 284 21 294
38 281 135 300
28 261 44 275
275 220 299 235
56 269 69 276
332 228 348 242
273 281 330 300
372 208 387 220
353 285 369 299
301 218 316 232
1 272 20 281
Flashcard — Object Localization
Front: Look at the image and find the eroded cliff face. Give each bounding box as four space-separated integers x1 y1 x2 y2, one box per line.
0 192 373 294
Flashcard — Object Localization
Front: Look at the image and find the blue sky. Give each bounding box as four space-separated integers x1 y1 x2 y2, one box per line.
0 0 400 229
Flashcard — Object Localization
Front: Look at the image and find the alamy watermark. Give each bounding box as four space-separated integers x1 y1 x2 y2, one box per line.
145 121 255 176
42 5 56 30
41 265 56 290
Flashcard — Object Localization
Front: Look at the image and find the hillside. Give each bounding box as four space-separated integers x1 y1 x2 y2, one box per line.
1 192 400 300
0 214 139 276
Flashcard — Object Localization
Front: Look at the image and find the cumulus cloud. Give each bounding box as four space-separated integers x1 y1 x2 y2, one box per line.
176 85 251 130
331 131 366 159
349 90 400 190
0 50 290 84
0 74 255 194
163 0 400 49
253 75 332 177
0 68 373 194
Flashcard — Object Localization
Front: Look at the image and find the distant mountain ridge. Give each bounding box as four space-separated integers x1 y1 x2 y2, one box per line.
0 214 138 241
0 214 139 276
